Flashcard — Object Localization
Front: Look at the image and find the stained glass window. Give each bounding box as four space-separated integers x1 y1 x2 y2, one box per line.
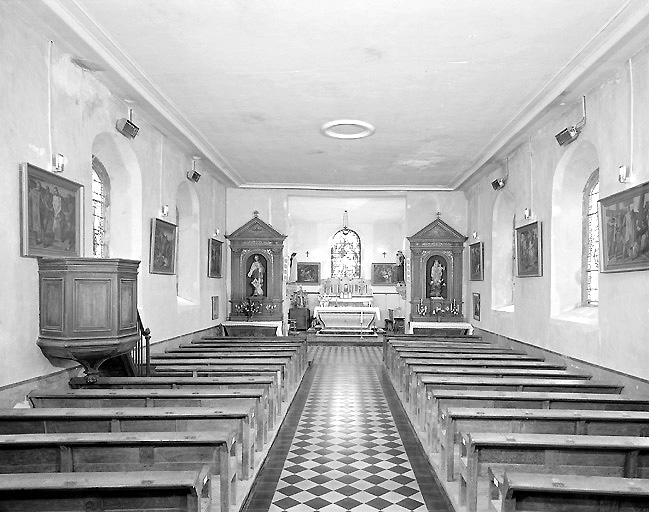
331 229 361 278
583 171 599 305
91 157 109 258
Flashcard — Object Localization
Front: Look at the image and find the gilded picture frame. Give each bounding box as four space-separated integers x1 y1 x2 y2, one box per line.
515 221 542 277
296 262 320 284
472 292 481 321
469 242 484 281
599 180 649 273
371 262 398 285
20 162 83 258
150 218 177 275
208 238 223 278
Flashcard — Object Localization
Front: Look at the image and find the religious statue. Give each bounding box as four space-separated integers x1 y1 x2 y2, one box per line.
394 250 405 283
430 259 445 298
247 254 265 296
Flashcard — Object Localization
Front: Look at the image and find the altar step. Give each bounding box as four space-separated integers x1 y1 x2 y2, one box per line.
306 332 382 345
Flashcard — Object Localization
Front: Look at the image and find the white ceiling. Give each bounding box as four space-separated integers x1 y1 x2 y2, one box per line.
33 1 649 190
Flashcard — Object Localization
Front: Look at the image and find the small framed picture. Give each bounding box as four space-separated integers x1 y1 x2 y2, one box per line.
371 263 397 285
150 218 177 274
296 262 320 284
599 180 649 273
472 292 481 321
515 221 542 277
208 238 223 278
211 296 219 320
19 162 84 258
469 242 484 281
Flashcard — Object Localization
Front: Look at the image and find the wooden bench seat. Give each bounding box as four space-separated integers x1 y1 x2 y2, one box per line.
416 376 624 426
0 406 258 480
458 432 649 512
29 388 272 442
0 469 212 512
385 342 494 372
169 346 307 374
0 430 238 512
390 358 568 396
490 471 649 512
150 356 298 389
442 407 649 482
149 365 288 402
405 366 590 406
426 389 649 444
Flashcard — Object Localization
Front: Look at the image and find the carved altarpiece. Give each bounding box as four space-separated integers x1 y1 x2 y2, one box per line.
407 216 467 321
226 215 286 321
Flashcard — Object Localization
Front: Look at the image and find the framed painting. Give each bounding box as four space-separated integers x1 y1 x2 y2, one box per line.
371 262 397 285
469 242 484 281
150 218 177 274
515 221 542 277
599 180 649 273
207 238 223 278
296 262 320 284
472 292 481 321
211 296 219 320
19 162 83 258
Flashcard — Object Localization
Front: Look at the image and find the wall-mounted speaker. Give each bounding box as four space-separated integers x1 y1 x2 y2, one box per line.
187 170 201 183
491 178 506 191
555 126 580 146
116 118 139 139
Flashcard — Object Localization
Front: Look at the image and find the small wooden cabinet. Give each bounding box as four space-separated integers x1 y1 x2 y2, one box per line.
289 308 310 331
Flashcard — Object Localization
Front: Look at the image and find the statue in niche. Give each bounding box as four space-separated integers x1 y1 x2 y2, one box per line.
429 258 446 298
247 254 265 297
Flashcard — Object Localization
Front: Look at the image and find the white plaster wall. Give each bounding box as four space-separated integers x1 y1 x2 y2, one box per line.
467 45 649 380
0 6 228 388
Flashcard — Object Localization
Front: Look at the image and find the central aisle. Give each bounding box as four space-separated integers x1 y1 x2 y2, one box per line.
243 346 452 511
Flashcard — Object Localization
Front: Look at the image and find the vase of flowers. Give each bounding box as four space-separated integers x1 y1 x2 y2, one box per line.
237 298 261 321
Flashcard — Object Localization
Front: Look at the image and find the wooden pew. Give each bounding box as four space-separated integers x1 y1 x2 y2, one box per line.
68 375 278 432
0 469 212 512
167 346 307 374
383 335 484 360
416 376 624 426
391 358 567 396
405 366 590 406
0 406 258 480
0 431 238 512
386 345 524 371
443 408 649 482
491 472 649 512
458 432 649 512
29 388 272 443
426 390 649 442
149 365 288 402
150 355 299 389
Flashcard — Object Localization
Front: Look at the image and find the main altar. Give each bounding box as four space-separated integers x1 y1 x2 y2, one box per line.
314 277 379 336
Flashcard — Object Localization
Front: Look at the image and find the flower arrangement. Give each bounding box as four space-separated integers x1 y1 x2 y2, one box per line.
236 298 261 320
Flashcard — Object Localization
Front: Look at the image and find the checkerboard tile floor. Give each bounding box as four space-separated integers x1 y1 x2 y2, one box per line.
243 346 451 511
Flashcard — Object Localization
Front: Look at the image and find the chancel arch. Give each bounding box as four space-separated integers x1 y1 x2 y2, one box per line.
550 140 600 317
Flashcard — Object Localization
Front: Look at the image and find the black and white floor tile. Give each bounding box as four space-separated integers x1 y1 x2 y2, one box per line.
243 346 452 512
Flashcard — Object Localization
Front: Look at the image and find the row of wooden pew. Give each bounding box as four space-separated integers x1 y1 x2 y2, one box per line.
384 333 649 512
0 334 309 512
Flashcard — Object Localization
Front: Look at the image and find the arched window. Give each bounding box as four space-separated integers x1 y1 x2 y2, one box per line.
331 229 361 278
91 156 110 258
583 170 599 305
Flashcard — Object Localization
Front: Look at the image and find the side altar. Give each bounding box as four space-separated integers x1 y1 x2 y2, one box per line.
225 213 286 327
314 278 379 336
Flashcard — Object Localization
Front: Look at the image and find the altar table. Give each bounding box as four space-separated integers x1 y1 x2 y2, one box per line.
313 306 380 335
408 321 473 335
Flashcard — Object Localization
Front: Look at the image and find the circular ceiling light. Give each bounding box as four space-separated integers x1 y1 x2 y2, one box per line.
321 119 375 139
